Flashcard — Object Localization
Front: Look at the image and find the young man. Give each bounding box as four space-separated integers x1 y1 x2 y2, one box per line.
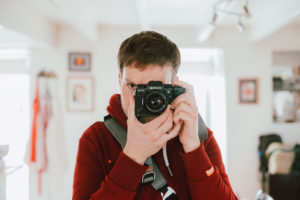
73 31 237 200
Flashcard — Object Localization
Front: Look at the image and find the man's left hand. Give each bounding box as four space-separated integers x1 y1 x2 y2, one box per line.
171 80 200 153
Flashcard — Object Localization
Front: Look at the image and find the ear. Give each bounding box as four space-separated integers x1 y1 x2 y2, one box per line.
173 75 179 84
118 73 121 87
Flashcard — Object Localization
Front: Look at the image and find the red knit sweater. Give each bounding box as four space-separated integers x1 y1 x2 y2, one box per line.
72 94 237 200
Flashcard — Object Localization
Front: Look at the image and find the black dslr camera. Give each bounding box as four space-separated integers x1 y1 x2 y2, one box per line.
134 81 185 121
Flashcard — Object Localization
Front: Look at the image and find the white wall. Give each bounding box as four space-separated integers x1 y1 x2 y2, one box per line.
30 25 143 199
29 25 300 200
206 27 300 199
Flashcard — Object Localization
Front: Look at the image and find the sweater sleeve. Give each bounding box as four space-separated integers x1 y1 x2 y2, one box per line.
180 129 238 200
72 136 148 200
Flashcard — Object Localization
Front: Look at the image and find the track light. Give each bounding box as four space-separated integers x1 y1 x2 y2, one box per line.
198 0 250 43
197 12 218 43
211 12 218 24
243 5 250 18
236 19 245 32
197 23 216 43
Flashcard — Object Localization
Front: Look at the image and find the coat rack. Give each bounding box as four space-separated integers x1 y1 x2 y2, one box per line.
37 70 57 78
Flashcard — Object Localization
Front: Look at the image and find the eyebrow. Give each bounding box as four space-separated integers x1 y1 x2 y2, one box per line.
125 79 136 84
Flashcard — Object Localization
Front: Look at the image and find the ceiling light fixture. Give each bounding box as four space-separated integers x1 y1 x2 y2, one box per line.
197 23 216 43
197 12 218 43
212 12 218 24
197 0 251 43
243 5 251 18
236 18 245 32
214 0 251 19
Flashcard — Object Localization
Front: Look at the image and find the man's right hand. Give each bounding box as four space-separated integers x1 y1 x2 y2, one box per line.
123 95 181 165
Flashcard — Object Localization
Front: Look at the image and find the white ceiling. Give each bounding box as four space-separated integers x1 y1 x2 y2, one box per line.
0 25 46 48
26 0 251 27
286 15 300 28
1 0 300 45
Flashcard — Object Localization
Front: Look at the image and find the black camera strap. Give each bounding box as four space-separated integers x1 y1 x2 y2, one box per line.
103 113 208 198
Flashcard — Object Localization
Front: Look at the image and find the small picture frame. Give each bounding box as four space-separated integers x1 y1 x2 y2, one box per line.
238 78 259 104
67 76 94 111
69 52 91 71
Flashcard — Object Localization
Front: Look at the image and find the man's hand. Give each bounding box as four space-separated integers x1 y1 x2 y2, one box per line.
171 80 200 153
123 96 181 165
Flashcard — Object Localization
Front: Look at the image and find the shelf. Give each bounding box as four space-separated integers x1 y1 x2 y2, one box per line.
273 88 300 92
0 165 22 176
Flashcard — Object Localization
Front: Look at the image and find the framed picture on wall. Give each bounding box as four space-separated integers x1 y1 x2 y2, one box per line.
238 78 259 104
69 52 91 71
67 76 94 111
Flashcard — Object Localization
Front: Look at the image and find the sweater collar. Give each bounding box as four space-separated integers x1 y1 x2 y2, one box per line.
106 94 128 130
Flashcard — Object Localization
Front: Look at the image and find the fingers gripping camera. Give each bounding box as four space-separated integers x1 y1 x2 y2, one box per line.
134 81 185 122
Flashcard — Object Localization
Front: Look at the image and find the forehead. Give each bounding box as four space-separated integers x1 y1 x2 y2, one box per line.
122 64 174 84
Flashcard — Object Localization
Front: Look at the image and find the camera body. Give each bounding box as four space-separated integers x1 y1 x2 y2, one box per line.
134 81 185 120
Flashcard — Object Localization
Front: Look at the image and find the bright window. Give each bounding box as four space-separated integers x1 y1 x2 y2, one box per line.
0 48 30 200
0 74 29 200
179 48 227 166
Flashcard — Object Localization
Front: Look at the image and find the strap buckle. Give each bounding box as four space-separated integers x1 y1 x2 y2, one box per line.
161 186 176 200
141 171 155 184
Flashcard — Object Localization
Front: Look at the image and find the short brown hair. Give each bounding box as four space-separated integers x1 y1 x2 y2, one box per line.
117 31 180 73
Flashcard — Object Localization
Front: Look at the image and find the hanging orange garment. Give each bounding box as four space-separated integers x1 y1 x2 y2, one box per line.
30 82 40 162
37 86 51 195
30 80 49 195
26 75 65 198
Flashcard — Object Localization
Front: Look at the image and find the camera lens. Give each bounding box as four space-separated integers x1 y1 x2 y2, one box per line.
144 92 167 114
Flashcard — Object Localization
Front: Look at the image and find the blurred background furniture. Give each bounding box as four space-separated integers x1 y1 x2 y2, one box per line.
0 164 22 200
268 173 300 200
258 133 300 200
